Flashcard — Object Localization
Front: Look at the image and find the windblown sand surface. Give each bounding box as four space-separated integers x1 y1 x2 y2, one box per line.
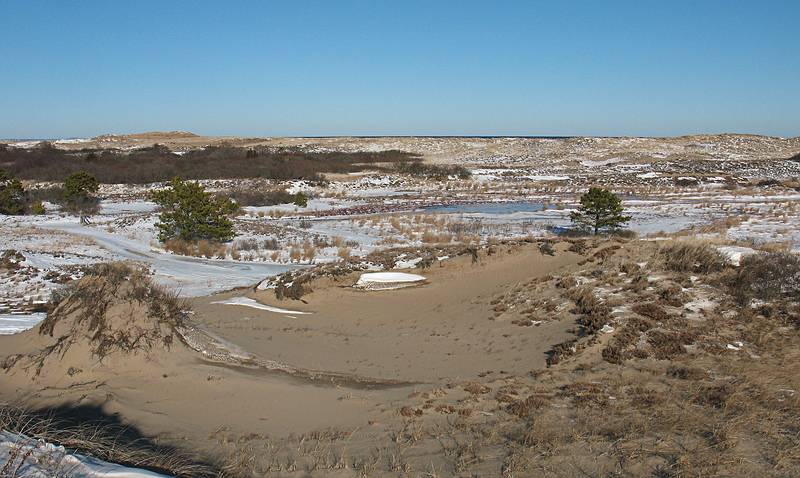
0 243 578 459
193 242 579 382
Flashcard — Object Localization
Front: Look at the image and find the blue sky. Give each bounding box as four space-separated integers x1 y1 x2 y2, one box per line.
1 0 798 138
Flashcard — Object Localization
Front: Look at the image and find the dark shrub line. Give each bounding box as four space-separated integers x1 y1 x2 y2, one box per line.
0 143 420 184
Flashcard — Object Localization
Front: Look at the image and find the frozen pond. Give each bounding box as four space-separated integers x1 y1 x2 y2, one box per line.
422 200 711 236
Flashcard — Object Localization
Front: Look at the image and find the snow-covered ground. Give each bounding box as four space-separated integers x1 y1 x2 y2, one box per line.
3 172 799 335
0 430 170 477
0 313 46 335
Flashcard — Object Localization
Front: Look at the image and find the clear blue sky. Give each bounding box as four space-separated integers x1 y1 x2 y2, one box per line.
1 0 798 138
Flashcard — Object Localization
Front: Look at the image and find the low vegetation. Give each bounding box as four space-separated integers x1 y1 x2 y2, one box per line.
658 239 727 273
0 143 420 183
395 161 471 180
0 169 28 215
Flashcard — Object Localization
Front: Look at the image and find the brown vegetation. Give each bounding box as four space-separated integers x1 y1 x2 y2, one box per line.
0 143 419 183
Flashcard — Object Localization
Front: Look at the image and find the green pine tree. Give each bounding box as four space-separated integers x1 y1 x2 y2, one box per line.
63 171 100 214
0 169 27 215
570 188 631 235
151 177 239 242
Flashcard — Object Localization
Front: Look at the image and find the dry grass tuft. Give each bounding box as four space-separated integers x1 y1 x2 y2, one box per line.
659 239 727 274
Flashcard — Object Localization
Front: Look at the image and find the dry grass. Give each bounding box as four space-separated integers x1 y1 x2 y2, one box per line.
164 238 228 259
659 239 727 273
0 404 215 477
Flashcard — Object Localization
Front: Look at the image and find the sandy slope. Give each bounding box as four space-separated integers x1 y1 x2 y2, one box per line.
0 242 581 461
193 242 580 382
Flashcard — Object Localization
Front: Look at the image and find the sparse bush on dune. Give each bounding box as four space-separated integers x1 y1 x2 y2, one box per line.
728 251 800 304
658 239 727 274
538 242 556 256
37 263 186 360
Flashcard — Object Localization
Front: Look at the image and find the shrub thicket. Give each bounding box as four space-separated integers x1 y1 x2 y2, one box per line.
0 143 419 184
396 161 471 180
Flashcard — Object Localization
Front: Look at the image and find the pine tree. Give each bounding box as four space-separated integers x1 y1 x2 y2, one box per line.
63 171 100 214
570 188 631 235
151 177 238 242
0 169 27 215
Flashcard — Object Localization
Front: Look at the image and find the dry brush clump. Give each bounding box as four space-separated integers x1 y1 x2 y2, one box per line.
8 263 190 371
726 251 800 305
659 239 727 273
568 286 610 334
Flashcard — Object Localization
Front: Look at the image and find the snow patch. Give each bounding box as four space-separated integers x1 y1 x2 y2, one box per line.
354 272 426 290
716 245 757 266
0 430 169 477
0 313 46 335
211 297 310 315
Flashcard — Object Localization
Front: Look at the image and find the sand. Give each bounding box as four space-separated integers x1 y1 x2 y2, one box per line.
0 243 581 462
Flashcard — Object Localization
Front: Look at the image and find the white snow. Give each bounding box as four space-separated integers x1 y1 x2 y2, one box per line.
210 297 310 315
393 257 423 269
637 172 660 179
716 245 758 266
523 174 570 181
42 221 295 296
0 430 170 477
355 272 426 290
0 313 46 335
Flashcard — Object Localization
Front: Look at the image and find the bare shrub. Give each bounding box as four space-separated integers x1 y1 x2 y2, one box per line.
236 238 260 251
631 302 671 322
728 251 800 304
262 238 279 250
289 245 302 262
